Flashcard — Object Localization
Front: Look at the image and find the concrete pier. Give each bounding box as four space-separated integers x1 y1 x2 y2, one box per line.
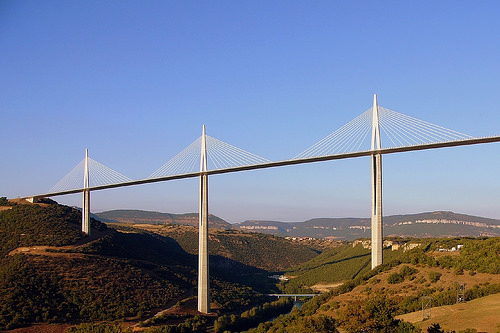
198 126 210 313
371 95 383 269
82 149 90 235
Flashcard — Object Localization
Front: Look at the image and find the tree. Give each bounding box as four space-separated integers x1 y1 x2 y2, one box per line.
427 323 444 333
339 296 401 333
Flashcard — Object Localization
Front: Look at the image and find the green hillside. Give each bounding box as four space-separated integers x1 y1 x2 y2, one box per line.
0 201 268 330
0 254 187 329
96 209 231 228
280 243 404 293
127 224 321 272
0 202 105 257
248 237 500 333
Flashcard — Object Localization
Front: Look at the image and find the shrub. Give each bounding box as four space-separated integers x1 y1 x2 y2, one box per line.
388 273 404 284
427 323 444 333
428 271 442 283
400 265 418 277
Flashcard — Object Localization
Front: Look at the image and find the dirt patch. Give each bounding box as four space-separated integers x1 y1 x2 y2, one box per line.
428 250 461 258
0 206 13 211
311 282 344 293
6 228 114 258
8 246 85 258
6 323 71 333
8 198 50 207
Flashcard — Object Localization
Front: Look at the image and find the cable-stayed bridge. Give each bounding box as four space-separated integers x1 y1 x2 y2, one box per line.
19 95 500 313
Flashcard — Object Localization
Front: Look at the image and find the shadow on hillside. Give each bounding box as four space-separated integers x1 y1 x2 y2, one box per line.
304 252 370 271
76 228 274 291
77 229 194 266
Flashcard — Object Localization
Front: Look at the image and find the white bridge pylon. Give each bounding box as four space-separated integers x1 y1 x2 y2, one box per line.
149 134 271 178
49 150 132 235
295 94 473 268
294 101 473 159
148 128 272 313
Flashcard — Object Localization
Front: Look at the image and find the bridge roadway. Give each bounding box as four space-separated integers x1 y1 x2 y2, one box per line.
26 135 500 199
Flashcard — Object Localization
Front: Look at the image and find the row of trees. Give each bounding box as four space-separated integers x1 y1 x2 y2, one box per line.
214 297 293 332
400 238 500 274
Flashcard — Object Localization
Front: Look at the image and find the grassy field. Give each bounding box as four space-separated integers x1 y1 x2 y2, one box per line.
396 292 500 332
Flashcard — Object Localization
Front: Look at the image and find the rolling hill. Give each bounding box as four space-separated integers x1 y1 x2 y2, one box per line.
235 211 500 239
96 209 500 240
249 236 500 333
121 223 321 272
0 200 279 330
96 209 231 228
0 198 334 331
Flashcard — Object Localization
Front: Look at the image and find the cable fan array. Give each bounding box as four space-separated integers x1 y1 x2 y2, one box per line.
50 158 131 193
48 105 476 194
294 106 473 159
148 135 271 178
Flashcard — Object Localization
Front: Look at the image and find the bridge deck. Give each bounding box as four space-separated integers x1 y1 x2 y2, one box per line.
24 135 500 199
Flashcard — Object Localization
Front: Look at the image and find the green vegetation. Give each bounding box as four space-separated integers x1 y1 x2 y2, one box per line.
280 243 404 293
2 200 500 332
387 265 418 284
427 323 445 333
144 315 208 333
255 237 500 333
214 298 293 332
97 209 230 228
0 201 270 330
0 254 187 329
151 226 320 271
211 279 267 312
400 238 500 274
0 203 102 256
338 296 419 333
0 197 15 206
248 312 338 333
67 322 131 333
75 230 193 267
429 271 443 283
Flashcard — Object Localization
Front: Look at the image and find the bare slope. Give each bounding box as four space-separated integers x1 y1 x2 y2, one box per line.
396 293 500 332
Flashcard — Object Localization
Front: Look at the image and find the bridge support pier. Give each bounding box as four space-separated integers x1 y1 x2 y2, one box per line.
82 149 91 235
371 95 383 269
198 126 210 313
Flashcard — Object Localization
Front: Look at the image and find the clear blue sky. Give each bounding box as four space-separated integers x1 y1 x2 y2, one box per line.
1 1 499 222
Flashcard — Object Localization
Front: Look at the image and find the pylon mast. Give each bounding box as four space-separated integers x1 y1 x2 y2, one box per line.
371 94 383 269
82 148 91 235
198 125 210 313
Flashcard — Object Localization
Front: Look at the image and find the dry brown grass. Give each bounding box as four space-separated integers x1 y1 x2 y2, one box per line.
311 282 344 293
6 323 71 333
334 264 500 305
8 246 85 258
396 292 500 332
8 198 50 207
320 263 500 327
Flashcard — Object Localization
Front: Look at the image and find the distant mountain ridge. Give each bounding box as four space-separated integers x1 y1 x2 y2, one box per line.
235 211 500 239
96 209 500 240
96 209 231 228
